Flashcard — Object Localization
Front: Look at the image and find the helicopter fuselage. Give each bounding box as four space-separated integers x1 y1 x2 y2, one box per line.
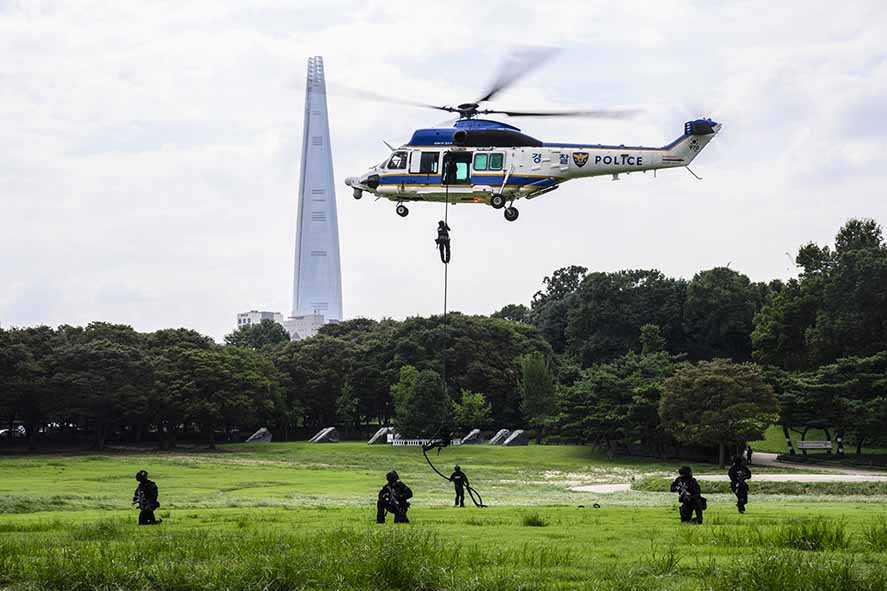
345 118 720 220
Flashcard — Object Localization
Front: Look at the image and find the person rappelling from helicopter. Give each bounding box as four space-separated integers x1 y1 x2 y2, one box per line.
435 221 451 264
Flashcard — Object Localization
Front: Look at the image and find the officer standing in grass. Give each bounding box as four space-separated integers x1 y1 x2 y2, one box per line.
449 465 469 507
376 470 413 524
670 466 705 524
132 470 162 525
728 456 752 513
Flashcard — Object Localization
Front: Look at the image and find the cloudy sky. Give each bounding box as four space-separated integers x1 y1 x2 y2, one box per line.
2 1 886 341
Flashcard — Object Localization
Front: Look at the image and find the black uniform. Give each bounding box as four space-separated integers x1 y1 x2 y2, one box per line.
436 221 451 264
670 468 705 524
132 471 161 525
746 445 753 464
449 466 468 507
376 471 413 524
728 459 752 513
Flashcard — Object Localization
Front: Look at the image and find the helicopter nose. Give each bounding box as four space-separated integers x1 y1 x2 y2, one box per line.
345 176 355 187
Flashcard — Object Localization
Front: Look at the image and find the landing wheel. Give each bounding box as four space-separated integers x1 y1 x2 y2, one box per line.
396 204 409 218
504 206 519 222
353 188 363 200
490 194 506 209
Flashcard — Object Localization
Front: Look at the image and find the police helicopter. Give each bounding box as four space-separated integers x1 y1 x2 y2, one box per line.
344 49 720 222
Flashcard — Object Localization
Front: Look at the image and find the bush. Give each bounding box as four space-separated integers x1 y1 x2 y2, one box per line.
520 512 548 527
705 550 886 591
862 516 887 551
772 519 849 551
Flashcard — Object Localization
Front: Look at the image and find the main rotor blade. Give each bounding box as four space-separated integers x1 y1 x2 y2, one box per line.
481 107 643 119
326 82 457 113
476 46 560 104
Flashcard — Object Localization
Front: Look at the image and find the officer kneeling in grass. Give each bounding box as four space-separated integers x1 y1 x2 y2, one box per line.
132 470 162 525
670 466 706 524
376 470 413 524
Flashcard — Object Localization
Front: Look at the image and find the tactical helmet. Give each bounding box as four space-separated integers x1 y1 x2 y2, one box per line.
678 466 692 477
439 220 446 227
732 456 743 465
454 465 461 471
135 470 148 482
386 470 398 484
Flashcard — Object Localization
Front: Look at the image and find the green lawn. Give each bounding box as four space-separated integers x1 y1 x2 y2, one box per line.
2 443 887 590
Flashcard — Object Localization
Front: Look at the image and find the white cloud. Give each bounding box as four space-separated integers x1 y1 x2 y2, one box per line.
1 1 886 339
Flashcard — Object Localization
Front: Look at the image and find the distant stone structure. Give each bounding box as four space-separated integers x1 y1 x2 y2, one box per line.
503 429 529 446
368 427 395 445
460 428 484 445
309 427 339 443
245 427 273 443
489 429 511 445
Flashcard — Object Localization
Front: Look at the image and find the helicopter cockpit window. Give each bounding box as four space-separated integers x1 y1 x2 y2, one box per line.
474 153 489 171
387 151 408 170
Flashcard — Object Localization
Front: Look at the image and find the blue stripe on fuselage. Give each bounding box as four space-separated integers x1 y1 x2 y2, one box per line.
376 175 560 187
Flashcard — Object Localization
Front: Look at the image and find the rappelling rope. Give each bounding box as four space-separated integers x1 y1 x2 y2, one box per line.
422 442 487 508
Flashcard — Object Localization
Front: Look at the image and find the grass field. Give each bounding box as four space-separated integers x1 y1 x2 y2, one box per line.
2 443 887 590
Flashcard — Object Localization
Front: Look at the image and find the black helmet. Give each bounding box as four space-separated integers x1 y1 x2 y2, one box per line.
678 466 692 477
438 220 446 227
732 456 743 465
386 470 398 484
135 470 148 482
454 465 461 471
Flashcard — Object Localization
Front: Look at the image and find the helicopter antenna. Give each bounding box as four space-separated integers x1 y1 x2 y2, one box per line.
383 140 396 152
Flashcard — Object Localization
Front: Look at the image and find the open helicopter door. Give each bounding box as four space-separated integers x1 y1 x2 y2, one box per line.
442 152 472 186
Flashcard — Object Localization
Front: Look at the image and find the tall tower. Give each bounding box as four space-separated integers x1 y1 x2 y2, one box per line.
291 56 342 322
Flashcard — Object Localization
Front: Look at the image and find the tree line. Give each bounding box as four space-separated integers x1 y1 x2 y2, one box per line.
1 218 885 458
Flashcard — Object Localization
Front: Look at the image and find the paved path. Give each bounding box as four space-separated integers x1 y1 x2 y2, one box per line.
752 451 887 475
570 462 887 494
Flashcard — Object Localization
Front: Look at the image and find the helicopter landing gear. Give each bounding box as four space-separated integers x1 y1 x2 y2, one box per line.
504 206 519 222
353 188 363 200
396 204 409 218
490 194 506 209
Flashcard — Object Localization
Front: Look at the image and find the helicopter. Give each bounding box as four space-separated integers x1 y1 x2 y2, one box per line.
344 50 721 222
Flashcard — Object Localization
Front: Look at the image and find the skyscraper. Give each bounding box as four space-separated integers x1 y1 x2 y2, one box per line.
290 56 342 323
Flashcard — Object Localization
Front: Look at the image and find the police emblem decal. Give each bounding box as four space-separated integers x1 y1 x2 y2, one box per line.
572 152 589 167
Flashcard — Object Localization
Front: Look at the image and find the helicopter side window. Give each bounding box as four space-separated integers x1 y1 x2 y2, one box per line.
419 152 439 174
387 151 408 170
474 153 489 171
489 153 504 170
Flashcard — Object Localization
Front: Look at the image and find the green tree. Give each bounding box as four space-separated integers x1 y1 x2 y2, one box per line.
394 368 451 437
752 218 887 369
492 304 531 323
639 324 665 354
451 389 492 432
564 269 687 366
659 359 779 466
557 352 676 454
274 335 353 429
224 319 290 351
149 328 217 449
53 339 152 450
530 265 587 353
518 351 556 443
168 347 276 448
335 382 360 429
683 267 761 361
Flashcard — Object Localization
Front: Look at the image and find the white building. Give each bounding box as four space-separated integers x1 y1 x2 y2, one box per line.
236 310 284 330
282 313 330 340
